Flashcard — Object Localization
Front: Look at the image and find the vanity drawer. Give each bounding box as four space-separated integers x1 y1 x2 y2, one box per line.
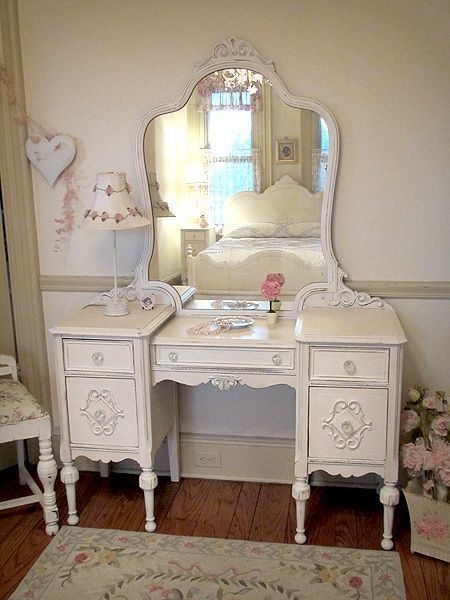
66 377 138 448
309 347 389 382
63 340 134 374
308 386 388 462
154 345 294 370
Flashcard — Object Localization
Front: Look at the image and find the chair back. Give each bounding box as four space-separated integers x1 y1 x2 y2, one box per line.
0 355 18 380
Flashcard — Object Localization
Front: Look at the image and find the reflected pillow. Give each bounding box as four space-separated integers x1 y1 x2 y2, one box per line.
223 221 320 238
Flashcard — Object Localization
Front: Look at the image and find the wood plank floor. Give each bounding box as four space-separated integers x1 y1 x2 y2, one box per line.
0 468 448 599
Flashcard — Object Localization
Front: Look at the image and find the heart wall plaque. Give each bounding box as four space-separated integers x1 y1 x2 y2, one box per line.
26 134 76 186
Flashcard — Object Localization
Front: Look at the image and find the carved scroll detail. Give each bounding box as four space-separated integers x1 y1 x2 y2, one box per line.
198 37 275 72
209 375 242 390
323 272 385 308
324 289 385 308
322 400 372 450
80 389 124 436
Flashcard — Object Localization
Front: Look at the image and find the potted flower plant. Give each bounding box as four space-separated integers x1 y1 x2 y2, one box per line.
400 386 449 561
261 273 285 323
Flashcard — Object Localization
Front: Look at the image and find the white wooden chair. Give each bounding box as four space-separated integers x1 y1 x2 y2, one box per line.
0 354 59 534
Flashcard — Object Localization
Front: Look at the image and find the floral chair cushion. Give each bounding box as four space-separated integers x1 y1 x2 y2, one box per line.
0 379 48 425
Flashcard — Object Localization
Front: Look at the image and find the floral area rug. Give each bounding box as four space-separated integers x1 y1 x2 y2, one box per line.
11 526 406 599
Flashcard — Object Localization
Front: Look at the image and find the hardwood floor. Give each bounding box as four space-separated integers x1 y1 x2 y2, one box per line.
0 467 448 599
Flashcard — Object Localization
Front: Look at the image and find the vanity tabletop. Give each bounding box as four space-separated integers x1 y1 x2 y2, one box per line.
50 302 175 338
295 307 407 345
151 315 296 348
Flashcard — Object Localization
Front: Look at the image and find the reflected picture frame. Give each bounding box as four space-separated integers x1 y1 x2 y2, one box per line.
276 139 297 163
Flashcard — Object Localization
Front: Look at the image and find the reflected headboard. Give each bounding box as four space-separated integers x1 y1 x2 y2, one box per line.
223 175 322 236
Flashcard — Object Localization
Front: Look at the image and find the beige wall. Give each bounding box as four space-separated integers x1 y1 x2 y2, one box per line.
17 1 450 435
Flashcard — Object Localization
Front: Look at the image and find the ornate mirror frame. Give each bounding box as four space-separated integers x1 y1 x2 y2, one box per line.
130 37 368 313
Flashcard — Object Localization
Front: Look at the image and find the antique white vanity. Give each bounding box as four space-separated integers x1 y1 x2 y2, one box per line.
51 38 406 548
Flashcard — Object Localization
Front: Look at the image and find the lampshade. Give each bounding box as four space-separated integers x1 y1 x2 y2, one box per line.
84 172 151 230
84 172 150 317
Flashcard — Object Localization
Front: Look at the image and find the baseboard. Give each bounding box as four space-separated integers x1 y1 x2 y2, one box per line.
179 433 295 483
51 428 295 483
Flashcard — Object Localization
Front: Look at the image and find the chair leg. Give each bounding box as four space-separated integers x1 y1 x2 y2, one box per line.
37 436 59 535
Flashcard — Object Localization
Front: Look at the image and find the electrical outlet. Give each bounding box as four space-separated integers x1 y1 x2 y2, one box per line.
195 451 221 468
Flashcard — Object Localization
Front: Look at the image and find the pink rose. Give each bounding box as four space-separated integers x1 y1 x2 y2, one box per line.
266 272 285 286
423 394 439 410
261 279 281 301
431 415 449 437
401 440 425 472
400 409 420 433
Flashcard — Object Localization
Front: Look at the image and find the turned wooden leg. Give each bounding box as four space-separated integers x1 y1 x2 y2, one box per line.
61 462 80 525
139 468 158 532
37 436 59 535
292 478 310 544
380 482 400 550
167 382 180 482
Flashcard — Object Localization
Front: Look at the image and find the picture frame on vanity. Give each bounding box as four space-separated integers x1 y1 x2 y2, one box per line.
275 139 297 163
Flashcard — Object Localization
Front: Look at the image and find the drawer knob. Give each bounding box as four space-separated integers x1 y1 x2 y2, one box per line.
168 351 178 362
272 354 282 366
91 352 104 366
343 360 356 375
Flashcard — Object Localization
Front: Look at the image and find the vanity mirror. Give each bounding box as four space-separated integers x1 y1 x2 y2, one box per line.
132 37 340 310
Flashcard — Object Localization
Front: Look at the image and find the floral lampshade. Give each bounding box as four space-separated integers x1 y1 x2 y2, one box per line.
84 172 151 231
83 172 150 317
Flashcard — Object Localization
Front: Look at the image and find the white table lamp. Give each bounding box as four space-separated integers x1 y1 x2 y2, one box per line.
84 172 150 316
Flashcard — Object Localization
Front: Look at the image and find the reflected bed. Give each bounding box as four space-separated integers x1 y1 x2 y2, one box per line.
186 175 327 298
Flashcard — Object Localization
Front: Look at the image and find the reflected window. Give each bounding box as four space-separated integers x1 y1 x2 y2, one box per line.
205 95 256 228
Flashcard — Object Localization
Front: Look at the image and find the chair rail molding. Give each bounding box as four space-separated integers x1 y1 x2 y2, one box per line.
40 275 450 300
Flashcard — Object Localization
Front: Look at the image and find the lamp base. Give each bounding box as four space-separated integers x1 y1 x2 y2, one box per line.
103 293 130 317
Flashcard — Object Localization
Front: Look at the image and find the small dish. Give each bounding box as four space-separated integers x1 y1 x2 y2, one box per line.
213 316 254 329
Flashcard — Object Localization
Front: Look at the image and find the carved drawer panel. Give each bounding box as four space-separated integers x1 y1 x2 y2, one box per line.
154 345 294 370
308 387 387 462
309 347 389 382
63 340 134 373
66 377 138 448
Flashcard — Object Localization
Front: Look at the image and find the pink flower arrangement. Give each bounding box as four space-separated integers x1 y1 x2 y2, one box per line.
260 273 285 312
400 386 449 503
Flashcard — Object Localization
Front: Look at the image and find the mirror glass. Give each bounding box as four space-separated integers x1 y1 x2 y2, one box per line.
134 39 339 310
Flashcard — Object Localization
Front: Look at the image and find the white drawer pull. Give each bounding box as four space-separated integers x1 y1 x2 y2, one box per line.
91 352 104 366
272 354 282 366
168 352 178 362
343 360 356 375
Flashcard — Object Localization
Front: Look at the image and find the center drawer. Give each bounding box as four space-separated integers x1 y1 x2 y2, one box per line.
154 345 294 370
63 340 134 373
309 347 389 382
